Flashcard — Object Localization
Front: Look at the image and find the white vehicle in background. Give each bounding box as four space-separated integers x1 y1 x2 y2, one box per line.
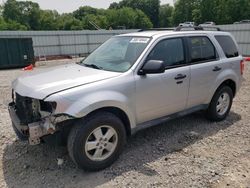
179 22 195 27
199 22 216 27
234 20 250 24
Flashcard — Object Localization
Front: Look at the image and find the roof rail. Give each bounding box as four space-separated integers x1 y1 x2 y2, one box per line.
138 26 222 33
175 26 221 31
138 28 175 32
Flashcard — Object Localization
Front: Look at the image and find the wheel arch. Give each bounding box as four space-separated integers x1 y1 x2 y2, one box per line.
206 78 237 105
216 79 236 97
84 107 132 137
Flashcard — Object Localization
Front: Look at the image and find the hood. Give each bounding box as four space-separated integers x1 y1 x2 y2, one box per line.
13 63 121 99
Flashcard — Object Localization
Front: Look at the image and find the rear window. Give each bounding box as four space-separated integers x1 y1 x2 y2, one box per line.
215 36 239 58
188 36 217 63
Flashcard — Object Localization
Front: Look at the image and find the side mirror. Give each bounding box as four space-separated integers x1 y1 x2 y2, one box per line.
138 60 165 75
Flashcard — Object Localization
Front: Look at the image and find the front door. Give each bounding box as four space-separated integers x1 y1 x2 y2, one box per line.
135 37 190 124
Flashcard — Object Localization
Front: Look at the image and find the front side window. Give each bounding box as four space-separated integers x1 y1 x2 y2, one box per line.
188 36 217 63
81 36 150 72
215 35 239 58
147 38 185 67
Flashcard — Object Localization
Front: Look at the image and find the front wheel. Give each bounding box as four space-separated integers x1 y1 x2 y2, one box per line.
206 86 233 121
67 112 126 171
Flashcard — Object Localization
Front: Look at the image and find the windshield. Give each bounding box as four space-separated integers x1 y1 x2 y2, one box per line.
80 36 150 72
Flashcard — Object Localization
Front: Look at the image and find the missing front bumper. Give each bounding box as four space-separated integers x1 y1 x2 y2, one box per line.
9 103 50 145
8 103 73 145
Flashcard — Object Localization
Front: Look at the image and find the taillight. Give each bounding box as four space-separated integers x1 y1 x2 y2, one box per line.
240 60 245 75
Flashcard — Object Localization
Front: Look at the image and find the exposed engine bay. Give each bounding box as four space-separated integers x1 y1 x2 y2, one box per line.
9 91 72 145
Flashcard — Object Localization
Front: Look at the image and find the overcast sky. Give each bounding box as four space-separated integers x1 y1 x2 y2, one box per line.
7 0 174 13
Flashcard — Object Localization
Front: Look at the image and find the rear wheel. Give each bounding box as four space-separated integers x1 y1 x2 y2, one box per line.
206 86 233 121
67 111 126 171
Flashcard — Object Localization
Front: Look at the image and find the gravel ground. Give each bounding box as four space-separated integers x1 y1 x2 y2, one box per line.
0 59 249 188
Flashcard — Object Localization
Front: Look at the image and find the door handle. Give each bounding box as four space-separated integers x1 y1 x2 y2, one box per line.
175 74 187 80
213 66 222 72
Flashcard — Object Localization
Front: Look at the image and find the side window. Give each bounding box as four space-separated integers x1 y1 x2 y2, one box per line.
188 36 217 63
215 35 239 58
147 38 185 67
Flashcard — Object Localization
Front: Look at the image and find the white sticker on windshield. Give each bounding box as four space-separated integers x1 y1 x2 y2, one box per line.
130 38 150 44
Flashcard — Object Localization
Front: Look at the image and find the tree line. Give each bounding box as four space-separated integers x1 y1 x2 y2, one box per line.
0 0 250 31
172 0 250 25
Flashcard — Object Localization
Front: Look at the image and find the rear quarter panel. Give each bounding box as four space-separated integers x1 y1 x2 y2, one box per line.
205 32 243 103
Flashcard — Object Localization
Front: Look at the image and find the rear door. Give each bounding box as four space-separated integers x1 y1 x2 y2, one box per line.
187 35 223 108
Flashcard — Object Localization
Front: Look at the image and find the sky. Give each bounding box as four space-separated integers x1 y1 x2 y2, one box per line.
5 0 174 13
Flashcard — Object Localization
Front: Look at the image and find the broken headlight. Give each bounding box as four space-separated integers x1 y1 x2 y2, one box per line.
39 101 57 113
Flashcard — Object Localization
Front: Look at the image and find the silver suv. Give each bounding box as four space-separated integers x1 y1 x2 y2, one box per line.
9 29 244 171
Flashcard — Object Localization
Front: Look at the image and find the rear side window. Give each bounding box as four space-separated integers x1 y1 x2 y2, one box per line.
147 38 185 67
215 35 239 58
188 36 217 63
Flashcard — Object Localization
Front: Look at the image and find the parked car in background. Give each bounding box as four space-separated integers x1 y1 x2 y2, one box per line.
9 28 244 171
179 22 195 27
234 20 250 24
199 22 216 27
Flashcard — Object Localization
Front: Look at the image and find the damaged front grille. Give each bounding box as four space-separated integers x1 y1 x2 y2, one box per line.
15 93 41 124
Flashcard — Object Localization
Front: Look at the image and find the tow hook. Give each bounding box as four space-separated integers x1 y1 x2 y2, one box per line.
28 115 72 145
28 118 56 145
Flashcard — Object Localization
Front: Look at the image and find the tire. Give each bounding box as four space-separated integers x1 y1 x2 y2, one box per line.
67 111 126 171
206 86 233 121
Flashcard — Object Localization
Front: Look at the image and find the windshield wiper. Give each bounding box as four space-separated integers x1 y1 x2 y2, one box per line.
83 64 103 70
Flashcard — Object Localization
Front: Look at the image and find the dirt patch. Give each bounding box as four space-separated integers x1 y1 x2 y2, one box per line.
0 60 249 188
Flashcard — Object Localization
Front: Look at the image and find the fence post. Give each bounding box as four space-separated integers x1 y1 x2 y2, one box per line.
86 33 90 55
58 34 62 56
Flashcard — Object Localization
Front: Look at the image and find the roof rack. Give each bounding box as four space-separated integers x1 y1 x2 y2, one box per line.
138 26 222 32
175 26 221 31
138 28 175 32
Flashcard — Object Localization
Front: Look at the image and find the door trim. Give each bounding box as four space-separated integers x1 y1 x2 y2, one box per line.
132 104 208 135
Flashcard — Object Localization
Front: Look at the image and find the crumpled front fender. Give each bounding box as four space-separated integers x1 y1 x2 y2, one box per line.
45 91 136 129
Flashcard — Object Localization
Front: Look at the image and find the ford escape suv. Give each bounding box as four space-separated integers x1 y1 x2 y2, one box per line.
8 28 244 171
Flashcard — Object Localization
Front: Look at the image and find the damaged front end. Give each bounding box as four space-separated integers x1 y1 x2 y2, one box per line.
8 92 73 145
